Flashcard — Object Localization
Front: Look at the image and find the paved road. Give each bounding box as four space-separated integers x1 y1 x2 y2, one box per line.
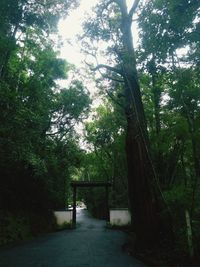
0 208 147 267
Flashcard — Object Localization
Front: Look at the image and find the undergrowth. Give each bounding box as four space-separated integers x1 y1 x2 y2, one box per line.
0 210 56 246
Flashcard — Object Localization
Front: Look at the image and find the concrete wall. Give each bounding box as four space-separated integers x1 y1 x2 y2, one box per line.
54 210 73 226
110 209 131 226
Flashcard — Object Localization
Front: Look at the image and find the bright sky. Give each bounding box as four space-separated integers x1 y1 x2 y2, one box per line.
57 1 140 148
58 0 139 68
58 0 98 66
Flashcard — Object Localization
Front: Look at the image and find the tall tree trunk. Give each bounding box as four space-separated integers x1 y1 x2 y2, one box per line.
116 0 173 247
124 76 162 246
150 62 164 184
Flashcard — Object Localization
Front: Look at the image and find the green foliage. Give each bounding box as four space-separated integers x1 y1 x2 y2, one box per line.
0 0 90 245
136 0 200 261
0 211 31 245
0 210 57 246
138 0 200 63
80 98 128 218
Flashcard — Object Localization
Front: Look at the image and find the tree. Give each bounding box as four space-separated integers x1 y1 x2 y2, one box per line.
136 0 200 259
0 0 78 78
81 0 172 247
138 0 200 207
0 0 92 243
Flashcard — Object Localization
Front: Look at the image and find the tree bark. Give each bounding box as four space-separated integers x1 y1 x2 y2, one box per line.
117 0 163 246
90 0 174 247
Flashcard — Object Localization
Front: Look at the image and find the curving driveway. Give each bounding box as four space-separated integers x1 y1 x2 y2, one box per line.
0 208 147 267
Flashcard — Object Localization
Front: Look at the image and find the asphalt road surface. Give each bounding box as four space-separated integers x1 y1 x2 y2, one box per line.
0 208 147 267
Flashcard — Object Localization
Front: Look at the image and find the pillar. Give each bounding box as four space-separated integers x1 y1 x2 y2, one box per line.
72 186 76 226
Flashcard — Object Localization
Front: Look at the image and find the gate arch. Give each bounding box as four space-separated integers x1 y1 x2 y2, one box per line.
70 181 112 226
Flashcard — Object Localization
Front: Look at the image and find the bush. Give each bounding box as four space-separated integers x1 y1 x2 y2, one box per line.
0 210 57 246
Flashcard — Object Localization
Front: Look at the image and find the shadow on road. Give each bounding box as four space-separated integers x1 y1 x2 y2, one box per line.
0 208 148 267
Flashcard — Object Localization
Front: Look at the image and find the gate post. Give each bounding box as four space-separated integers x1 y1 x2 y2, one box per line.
105 185 109 221
72 185 76 226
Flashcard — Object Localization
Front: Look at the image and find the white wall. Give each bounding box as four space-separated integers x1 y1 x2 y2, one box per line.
54 211 73 226
110 209 131 226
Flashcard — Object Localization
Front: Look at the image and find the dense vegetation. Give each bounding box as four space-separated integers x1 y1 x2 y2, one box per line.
0 0 200 266
0 0 90 244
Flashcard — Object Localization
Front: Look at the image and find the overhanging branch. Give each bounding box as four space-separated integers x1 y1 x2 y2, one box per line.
102 73 124 83
90 64 123 76
87 62 124 82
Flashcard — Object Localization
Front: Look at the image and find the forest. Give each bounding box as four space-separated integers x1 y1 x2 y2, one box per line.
0 0 200 266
